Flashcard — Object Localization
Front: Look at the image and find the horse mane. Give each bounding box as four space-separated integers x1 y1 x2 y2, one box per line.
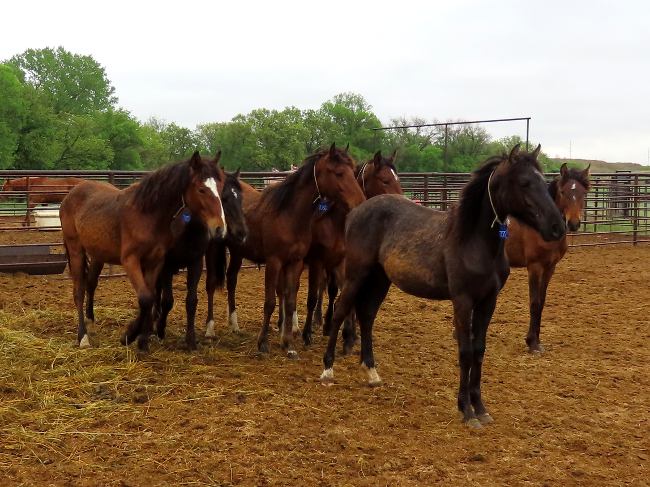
132 157 215 213
453 152 542 238
261 147 353 213
354 157 397 178
548 167 591 199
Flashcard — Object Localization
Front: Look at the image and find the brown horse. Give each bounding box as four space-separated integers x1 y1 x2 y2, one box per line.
60 151 226 351
302 149 403 348
320 145 566 428
1 176 85 225
206 143 365 357
506 163 591 352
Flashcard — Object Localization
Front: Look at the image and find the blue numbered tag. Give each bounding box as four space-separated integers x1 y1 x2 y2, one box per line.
316 198 331 214
498 223 509 240
181 208 192 223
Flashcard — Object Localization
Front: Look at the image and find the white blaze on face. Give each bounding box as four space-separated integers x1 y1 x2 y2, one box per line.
390 169 399 181
205 177 226 234
571 182 577 190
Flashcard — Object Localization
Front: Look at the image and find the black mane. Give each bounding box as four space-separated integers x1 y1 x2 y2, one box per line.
454 152 542 239
262 147 353 213
132 156 217 215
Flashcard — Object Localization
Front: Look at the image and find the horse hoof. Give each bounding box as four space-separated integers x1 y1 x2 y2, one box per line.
79 334 91 349
465 418 483 429
258 341 270 354
342 344 354 356
477 413 494 425
205 320 216 338
320 368 334 385
186 341 198 351
287 350 299 359
362 365 382 387
528 344 545 354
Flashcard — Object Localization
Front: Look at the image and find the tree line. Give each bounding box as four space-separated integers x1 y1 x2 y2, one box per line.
0 47 558 173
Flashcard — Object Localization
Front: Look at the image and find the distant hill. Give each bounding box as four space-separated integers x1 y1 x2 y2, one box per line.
551 158 650 173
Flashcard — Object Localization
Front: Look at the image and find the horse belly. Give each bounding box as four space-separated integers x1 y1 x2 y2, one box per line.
75 211 122 264
383 254 450 300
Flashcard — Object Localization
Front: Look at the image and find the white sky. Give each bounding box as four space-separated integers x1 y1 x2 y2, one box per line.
2 0 649 163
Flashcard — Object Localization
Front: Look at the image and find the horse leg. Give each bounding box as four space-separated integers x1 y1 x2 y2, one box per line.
281 260 304 358
452 295 479 427
332 264 357 355
258 258 281 354
154 267 174 341
468 291 498 426
525 263 545 353
121 255 155 351
225 252 243 333
354 267 391 387
67 242 89 348
184 257 203 350
527 263 556 353
313 269 325 330
321 267 369 383
302 261 323 347
85 259 104 325
323 270 339 336
136 261 164 352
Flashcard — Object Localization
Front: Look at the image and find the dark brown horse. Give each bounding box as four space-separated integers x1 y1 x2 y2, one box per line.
1 176 85 225
302 149 403 348
60 152 226 351
206 144 365 357
320 145 566 428
506 163 591 352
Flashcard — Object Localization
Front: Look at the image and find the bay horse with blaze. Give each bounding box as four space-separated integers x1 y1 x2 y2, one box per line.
320 145 566 428
506 162 591 352
60 152 226 351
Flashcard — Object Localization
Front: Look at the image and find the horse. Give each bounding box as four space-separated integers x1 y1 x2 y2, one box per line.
1 176 85 225
153 166 248 350
505 163 591 353
301 149 402 349
320 144 566 428
60 151 227 352
206 143 366 357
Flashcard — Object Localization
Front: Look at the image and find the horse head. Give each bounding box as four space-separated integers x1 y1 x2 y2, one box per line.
492 144 565 242
356 150 403 198
185 151 227 239
555 163 591 232
222 168 248 245
314 143 366 210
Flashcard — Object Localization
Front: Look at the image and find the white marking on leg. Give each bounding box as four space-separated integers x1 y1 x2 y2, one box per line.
361 363 382 386
79 334 91 348
205 319 216 338
291 310 299 334
205 177 227 235
229 310 239 332
320 368 334 383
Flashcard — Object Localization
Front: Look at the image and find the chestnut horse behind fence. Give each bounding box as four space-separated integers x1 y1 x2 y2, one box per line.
506 163 591 352
320 145 566 428
1 176 85 225
60 152 226 351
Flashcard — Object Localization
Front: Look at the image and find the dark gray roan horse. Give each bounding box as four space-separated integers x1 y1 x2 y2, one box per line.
320 144 566 428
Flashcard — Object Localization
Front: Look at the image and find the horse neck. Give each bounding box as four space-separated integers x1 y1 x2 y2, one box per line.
454 188 505 257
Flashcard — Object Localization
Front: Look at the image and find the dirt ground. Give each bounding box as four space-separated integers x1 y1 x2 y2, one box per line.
0 237 648 486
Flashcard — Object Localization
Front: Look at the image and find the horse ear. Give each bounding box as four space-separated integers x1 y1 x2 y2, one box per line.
329 142 337 158
508 144 521 163
234 167 241 179
345 142 350 153
560 163 569 178
531 144 541 159
189 150 202 171
214 150 222 165
582 164 591 179
373 150 382 166
390 148 398 164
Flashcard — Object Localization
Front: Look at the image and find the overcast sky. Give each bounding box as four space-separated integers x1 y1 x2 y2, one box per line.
2 0 649 163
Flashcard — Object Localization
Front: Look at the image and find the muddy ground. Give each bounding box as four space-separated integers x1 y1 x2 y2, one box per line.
0 238 648 486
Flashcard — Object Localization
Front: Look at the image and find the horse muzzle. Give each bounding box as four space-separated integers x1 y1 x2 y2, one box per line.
567 219 581 232
207 220 227 240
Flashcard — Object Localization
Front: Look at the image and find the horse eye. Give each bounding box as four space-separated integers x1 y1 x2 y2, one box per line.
198 187 206 194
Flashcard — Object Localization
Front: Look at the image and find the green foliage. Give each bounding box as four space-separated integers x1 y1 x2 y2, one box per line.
1 47 544 173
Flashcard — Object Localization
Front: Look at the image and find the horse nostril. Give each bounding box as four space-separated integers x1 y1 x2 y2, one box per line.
551 222 565 239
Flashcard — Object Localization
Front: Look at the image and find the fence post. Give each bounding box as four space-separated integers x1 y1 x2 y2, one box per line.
423 174 429 207
441 175 448 211
633 174 639 245
25 176 31 227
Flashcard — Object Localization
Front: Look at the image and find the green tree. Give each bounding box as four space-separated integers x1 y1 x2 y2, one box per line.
0 64 27 168
8 47 116 115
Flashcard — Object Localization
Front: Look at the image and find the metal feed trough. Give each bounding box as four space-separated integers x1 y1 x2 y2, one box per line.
0 243 67 275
